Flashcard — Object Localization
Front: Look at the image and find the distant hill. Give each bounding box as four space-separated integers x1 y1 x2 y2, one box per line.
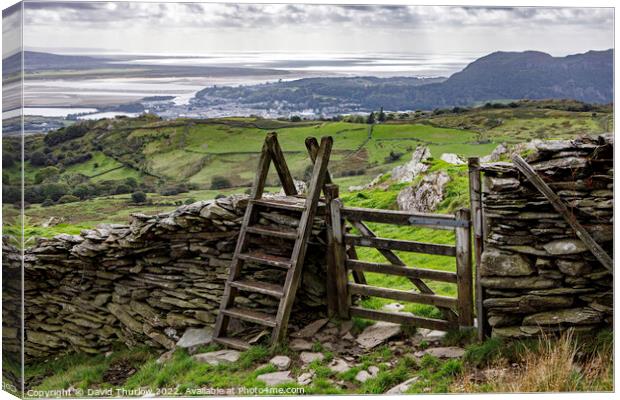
194 49 613 111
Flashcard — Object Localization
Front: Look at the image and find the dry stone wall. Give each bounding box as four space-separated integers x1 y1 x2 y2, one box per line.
19 195 328 361
479 134 613 338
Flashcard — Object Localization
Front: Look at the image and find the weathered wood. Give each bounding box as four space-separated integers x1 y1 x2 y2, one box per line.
512 155 613 272
213 138 272 339
246 225 297 240
349 283 458 309
468 157 489 340
455 209 474 327
349 307 454 331
346 259 457 283
341 206 465 229
330 198 351 318
266 132 298 196
305 136 333 185
324 183 340 317
213 337 251 351
238 250 292 269
222 307 277 327
273 136 334 343
345 234 457 256
346 245 368 285
230 280 284 298
349 220 458 322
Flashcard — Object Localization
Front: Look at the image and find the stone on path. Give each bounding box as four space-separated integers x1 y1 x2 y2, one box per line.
257 371 294 386
414 346 465 359
297 371 314 385
385 377 420 394
356 321 401 349
368 366 380 376
192 349 240 365
291 318 329 338
416 328 446 341
300 352 324 364
175 327 213 348
328 358 351 374
270 355 292 371
290 338 313 351
355 370 373 383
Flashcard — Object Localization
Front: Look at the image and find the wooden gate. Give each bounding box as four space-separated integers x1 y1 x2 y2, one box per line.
327 202 474 331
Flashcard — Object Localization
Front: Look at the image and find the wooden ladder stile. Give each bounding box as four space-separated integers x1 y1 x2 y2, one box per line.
213 132 333 349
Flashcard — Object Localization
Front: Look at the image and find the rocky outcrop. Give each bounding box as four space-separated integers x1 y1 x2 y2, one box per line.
18 195 328 361
440 153 465 165
391 146 431 183
479 134 613 338
396 171 450 213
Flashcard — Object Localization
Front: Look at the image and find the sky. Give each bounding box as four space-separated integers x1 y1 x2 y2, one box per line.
2 2 615 58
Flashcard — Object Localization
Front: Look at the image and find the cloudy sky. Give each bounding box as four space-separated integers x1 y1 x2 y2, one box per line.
4 2 614 57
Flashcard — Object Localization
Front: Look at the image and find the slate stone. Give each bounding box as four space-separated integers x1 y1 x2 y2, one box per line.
270 355 292 371
300 352 324 364
192 349 240 365
176 327 213 348
480 248 534 277
556 260 592 276
356 321 401 349
257 371 294 386
543 239 588 255
386 377 420 394
523 307 603 326
480 276 560 290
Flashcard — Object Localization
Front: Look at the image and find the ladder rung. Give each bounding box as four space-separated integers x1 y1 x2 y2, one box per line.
246 225 298 240
238 250 292 269
221 307 277 327
213 336 251 351
230 279 284 298
251 198 307 212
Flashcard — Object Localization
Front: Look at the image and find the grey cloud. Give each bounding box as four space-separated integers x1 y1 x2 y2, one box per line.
21 3 613 31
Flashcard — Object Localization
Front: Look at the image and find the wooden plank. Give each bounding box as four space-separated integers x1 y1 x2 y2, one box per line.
213 138 272 340
230 280 284 298
272 136 334 344
346 244 368 285
350 307 453 331
324 184 340 317
348 283 458 309
238 250 292 269
346 259 457 283
468 157 489 340
246 225 298 240
305 137 333 185
455 208 474 327
330 198 351 318
341 206 466 229
222 307 277 327
349 220 458 322
266 132 298 196
512 155 613 271
345 234 457 256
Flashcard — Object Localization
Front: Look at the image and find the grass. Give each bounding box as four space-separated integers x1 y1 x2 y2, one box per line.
456 330 613 393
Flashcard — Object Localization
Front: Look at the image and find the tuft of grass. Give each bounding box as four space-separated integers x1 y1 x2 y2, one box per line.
491 331 612 392
442 327 477 347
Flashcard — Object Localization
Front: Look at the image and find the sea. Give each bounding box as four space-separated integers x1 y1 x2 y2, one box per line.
17 51 482 118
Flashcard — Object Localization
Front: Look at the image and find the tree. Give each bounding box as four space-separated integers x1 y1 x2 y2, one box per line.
34 166 61 184
366 112 375 125
378 107 386 122
30 151 48 166
131 191 147 203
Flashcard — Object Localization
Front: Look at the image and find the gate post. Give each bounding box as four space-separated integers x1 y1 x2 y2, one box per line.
468 157 489 340
328 197 350 319
455 208 474 328
325 184 340 317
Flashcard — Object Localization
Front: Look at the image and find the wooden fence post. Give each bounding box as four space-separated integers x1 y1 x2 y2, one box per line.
455 208 474 328
324 183 340 317
330 198 350 319
468 157 489 339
